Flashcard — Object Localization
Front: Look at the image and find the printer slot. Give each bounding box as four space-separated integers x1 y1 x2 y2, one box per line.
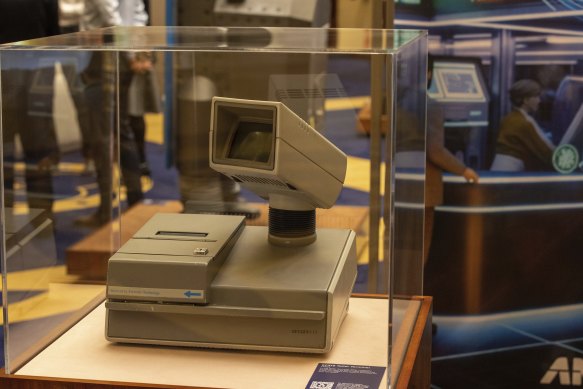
106 301 325 321
155 231 209 238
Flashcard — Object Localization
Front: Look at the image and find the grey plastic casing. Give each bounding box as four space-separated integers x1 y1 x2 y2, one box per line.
106 213 245 304
105 213 357 353
209 97 347 210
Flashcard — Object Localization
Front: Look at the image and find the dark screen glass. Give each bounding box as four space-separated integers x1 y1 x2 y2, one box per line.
228 121 273 163
441 71 478 95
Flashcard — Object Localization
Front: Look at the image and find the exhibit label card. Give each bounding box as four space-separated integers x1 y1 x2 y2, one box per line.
306 363 386 389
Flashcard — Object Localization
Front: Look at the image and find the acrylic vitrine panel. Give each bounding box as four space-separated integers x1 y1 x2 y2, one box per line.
0 48 121 372
388 32 428 387
391 32 428 297
1 26 427 387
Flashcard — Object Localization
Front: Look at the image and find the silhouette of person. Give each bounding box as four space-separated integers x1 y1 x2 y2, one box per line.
75 0 148 226
1 0 61 215
425 56 479 264
491 79 555 172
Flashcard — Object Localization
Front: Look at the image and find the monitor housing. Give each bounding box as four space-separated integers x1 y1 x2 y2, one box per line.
210 97 347 246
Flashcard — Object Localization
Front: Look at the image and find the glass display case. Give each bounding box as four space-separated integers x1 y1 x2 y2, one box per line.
1 26 427 388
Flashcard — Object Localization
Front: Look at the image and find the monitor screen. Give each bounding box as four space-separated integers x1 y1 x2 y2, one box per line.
228 120 273 163
434 62 486 102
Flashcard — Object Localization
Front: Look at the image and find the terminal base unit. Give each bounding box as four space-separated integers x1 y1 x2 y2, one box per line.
105 214 357 353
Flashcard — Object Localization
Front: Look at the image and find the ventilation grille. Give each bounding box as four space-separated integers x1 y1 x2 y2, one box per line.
233 175 287 188
276 87 346 100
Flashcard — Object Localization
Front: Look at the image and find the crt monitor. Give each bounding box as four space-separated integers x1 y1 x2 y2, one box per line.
210 97 347 246
431 62 487 102
212 101 277 171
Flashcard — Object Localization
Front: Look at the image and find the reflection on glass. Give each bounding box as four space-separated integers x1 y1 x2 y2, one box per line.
0 27 427 388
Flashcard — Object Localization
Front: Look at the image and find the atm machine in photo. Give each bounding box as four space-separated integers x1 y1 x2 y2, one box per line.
428 56 490 169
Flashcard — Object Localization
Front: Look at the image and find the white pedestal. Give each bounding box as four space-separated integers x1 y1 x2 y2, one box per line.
15 298 420 389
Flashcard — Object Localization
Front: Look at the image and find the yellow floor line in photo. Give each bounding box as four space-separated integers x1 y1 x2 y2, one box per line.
1 283 105 325
345 156 385 195
325 96 370 111
1 265 78 291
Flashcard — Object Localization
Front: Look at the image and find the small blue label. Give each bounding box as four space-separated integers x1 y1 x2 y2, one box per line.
306 363 385 389
184 290 202 298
